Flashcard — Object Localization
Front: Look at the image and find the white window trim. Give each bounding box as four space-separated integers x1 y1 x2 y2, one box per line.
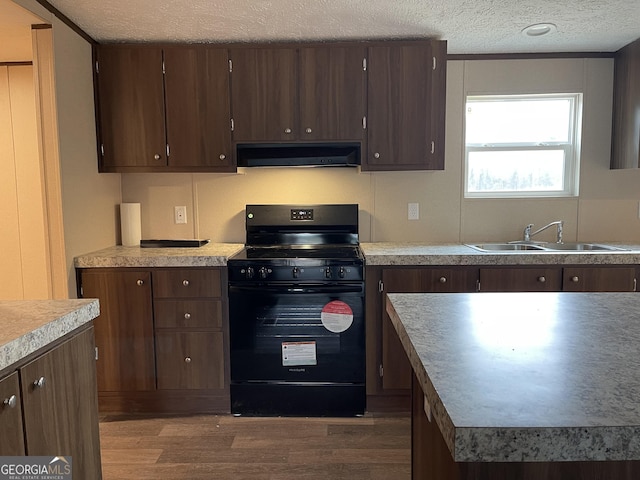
464 93 583 199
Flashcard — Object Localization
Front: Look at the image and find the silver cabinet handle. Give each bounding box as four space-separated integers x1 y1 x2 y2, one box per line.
184 312 191 320
136 279 144 286
3 395 17 408
305 127 312 134
33 377 46 388
537 276 546 283
182 280 190 287
219 154 226 160
374 152 380 159
184 357 192 363
154 154 161 160
439 276 447 283
571 276 579 282
284 128 292 134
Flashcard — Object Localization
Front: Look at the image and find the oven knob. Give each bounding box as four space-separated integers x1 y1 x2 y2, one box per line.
259 267 269 279
324 267 332 279
245 267 255 279
339 267 346 278
292 267 300 279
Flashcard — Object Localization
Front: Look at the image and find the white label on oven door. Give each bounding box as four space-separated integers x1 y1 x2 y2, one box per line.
282 341 317 366
321 300 354 333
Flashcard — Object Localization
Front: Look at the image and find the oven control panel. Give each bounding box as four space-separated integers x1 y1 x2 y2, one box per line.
228 263 363 283
290 208 313 221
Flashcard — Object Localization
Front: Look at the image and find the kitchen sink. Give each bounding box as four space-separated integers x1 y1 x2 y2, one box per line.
466 242 628 252
466 243 546 251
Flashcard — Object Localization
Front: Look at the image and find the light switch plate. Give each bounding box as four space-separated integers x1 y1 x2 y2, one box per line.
174 206 187 224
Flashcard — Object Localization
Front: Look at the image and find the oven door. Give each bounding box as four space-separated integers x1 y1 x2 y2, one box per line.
228 283 365 384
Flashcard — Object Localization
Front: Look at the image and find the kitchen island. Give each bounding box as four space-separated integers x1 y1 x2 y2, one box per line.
0 299 102 478
386 292 640 479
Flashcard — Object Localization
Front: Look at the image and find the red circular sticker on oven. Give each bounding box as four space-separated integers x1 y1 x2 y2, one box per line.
321 300 354 333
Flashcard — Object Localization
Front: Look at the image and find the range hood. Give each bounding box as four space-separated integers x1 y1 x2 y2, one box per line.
236 143 360 167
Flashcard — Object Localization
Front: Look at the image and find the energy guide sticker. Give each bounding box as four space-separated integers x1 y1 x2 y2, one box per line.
321 300 354 333
282 341 317 366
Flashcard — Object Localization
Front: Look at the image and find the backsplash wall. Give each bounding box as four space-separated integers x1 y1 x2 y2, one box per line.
122 58 640 244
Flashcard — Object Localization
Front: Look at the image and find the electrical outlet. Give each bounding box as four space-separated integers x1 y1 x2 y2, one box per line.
408 203 419 220
174 206 187 224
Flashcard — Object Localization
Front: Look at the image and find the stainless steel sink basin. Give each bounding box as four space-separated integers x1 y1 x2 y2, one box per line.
539 242 627 251
466 243 546 252
467 242 628 252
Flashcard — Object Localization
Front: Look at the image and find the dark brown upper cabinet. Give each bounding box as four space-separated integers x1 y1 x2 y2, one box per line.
611 37 640 169
95 45 233 172
229 45 367 142
365 40 447 171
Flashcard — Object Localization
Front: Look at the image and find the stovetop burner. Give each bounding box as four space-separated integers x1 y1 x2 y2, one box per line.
237 245 362 261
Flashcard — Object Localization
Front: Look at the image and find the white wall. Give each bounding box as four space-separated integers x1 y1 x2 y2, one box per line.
123 56 640 244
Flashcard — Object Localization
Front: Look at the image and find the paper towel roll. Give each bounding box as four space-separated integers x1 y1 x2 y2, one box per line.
120 203 141 247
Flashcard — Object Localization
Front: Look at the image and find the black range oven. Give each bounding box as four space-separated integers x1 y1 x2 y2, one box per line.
227 204 365 416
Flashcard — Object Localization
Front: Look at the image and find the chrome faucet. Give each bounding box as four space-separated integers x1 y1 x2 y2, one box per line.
523 220 564 243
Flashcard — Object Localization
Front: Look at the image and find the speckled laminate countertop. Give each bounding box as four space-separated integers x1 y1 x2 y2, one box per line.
74 243 244 268
386 292 640 463
0 299 100 371
361 242 640 265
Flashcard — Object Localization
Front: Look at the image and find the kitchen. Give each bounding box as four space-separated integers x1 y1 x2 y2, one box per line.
2 0 640 478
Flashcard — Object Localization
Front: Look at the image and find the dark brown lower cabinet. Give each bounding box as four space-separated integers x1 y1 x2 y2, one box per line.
0 372 25 455
0 327 102 479
479 267 562 292
563 266 637 291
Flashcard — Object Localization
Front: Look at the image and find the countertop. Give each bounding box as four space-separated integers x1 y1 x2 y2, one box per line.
74 242 640 268
74 243 244 268
361 242 640 265
386 292 640 463
0 299 100 371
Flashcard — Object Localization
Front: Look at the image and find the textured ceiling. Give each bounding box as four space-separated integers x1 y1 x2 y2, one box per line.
11 0 640 54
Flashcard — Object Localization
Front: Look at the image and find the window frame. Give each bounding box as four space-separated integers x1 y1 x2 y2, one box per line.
464 93 583 199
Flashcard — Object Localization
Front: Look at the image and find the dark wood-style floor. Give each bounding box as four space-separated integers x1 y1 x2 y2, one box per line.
99 413 411 480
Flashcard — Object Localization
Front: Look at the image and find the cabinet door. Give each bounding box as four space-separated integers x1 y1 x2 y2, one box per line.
611 38 640 169
20 328 102 479
96 46 166 170
230 47 297 141
156 332 225 390
80 270 156 391
365 41 446 171
164 47 233 170
0 372 25 455
479 267 562 292
563 267 637 292
298 46 366 141
381 268 478 391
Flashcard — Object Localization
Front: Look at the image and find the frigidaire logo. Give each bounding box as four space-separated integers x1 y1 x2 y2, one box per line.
0 456 72 480
288 368 306 372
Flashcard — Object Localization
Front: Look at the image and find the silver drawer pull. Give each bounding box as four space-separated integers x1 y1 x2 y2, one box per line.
3 395 17 408
154 154 161 160
284 128 292 134
305 127 312 134
136 279 144 286
439 276 447 283
184 357 192 363
537 276 546 283
33 377 46 389
219 154 226 160
571 276 579 282
182 280 190 287
184 312 191 320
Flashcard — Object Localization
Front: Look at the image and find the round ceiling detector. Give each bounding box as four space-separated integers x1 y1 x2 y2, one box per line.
522 23 557 37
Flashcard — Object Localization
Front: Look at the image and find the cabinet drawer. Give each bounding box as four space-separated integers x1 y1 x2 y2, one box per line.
153 269 221 298
154 300 223 329
156 332 225 390
563 267 637 292
479 267 562 292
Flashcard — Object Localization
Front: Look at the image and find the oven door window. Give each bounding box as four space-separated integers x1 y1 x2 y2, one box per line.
229 286 364 383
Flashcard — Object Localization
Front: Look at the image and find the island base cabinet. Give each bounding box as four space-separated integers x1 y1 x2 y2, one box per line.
411 374 640 480
0 372 25 455
19 327 101 479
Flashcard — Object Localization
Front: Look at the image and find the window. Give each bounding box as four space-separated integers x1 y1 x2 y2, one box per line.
464 94 582 198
